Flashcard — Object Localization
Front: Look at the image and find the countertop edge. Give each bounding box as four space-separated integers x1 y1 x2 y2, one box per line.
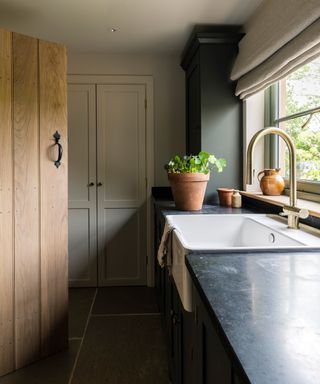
185 255 252 383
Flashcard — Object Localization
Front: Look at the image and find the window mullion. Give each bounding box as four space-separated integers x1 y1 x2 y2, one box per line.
263 57 320 198
264 83 279 169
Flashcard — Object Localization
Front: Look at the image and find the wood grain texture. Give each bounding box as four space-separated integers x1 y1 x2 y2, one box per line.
0 28 14 376
12 33 41 368
0 29 68 376
39 40 68 357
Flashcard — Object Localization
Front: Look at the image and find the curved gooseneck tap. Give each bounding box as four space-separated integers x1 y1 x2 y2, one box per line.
246 127 297 206
246 127 308 228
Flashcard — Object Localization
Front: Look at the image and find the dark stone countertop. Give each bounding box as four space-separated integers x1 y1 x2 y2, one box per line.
153 196 320 383
153 199 254 216
186 252 320 384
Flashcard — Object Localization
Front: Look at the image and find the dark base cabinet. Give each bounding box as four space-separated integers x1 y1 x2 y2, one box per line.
161 269 195 384
154 205 248 384
155 260 191 383
156 265 248 384
154 206 194 384
193 286 241 384
194 298 231 383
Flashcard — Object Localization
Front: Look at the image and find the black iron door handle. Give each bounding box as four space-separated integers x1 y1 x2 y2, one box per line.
97 182 103 186
88 182 95 187
53 131 63 168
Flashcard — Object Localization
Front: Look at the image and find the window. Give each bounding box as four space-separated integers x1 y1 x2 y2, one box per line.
266 56 320 196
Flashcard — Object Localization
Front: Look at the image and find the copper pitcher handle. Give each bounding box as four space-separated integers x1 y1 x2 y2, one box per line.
257 170 265 182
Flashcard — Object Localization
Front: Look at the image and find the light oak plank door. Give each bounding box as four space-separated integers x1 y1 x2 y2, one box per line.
0 28 68 376
0 28 14 376
68 84 97 286
97 84 147 286
13 32 41 369
39 40 68 357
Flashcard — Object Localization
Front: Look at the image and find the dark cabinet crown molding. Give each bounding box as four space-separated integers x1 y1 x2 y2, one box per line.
181 25 244 70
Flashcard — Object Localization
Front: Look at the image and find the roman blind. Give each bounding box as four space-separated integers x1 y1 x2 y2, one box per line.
231 0 320 99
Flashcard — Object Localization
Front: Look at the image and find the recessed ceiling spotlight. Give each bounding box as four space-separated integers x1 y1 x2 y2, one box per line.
109 27 118 33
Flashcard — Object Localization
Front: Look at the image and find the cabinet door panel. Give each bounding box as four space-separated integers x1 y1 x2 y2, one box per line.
172 284 182 384
97 84 146 285
69 209 93 283
234 373 247 384
68 84 97 286
186 55 201 155
194 288 232 384
182 310 196 384
100 208 142 283
202 320 231 384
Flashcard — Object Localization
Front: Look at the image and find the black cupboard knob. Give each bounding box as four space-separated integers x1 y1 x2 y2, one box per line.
173 315 181 325
97 182 103 186
88 182 95 187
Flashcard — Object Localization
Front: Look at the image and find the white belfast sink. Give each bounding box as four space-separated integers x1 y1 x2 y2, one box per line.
167 214 320 312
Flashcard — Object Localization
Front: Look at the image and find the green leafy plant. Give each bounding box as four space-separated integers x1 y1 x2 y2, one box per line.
165 151 226 174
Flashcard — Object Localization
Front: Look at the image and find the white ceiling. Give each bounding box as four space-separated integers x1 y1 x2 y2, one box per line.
0 0 263 54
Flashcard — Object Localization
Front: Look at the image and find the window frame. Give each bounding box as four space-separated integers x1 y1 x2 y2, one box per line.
265 82 320 200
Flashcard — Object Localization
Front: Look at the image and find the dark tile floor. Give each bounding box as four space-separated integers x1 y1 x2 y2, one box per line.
0 287 170 384
92 286 159 314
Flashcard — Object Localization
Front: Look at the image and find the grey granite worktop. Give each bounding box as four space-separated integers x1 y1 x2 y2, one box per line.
154 199 254 216
154 197 320 384
186 252 320 384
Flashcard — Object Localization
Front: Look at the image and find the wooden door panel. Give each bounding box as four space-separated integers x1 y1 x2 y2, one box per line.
13 32 41 369
68 84 97 286
0 28 68 376
97 84 146 285
0 28 14 376
39 40 68 357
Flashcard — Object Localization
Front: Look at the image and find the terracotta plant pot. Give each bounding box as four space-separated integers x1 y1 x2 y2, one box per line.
168 172 210 211
217 188 234 207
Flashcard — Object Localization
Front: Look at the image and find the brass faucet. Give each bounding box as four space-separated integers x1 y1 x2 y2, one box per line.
246 127 309 229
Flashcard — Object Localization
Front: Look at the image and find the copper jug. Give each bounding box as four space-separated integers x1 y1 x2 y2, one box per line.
258 168 285 196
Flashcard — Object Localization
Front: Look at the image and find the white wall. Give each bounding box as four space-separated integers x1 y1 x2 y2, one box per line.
68 52 185 186
243 90 265 191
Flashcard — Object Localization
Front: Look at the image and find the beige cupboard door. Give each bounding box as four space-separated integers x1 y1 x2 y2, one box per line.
97 84 147 286
68 84 97 286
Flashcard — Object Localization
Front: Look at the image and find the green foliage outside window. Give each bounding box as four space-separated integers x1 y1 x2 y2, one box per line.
281 57 320 181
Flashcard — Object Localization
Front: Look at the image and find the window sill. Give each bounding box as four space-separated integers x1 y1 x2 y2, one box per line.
240 191 320 219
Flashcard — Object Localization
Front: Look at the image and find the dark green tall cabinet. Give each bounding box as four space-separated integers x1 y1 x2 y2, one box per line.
181 29 244 203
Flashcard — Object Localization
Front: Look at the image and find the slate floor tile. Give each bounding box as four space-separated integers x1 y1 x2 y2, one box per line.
92 286 159 315
69 288 96 338
70 315 170 384
0 340 80 384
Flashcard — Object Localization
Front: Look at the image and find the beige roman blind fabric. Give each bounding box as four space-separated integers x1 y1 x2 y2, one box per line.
231 0 320 99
